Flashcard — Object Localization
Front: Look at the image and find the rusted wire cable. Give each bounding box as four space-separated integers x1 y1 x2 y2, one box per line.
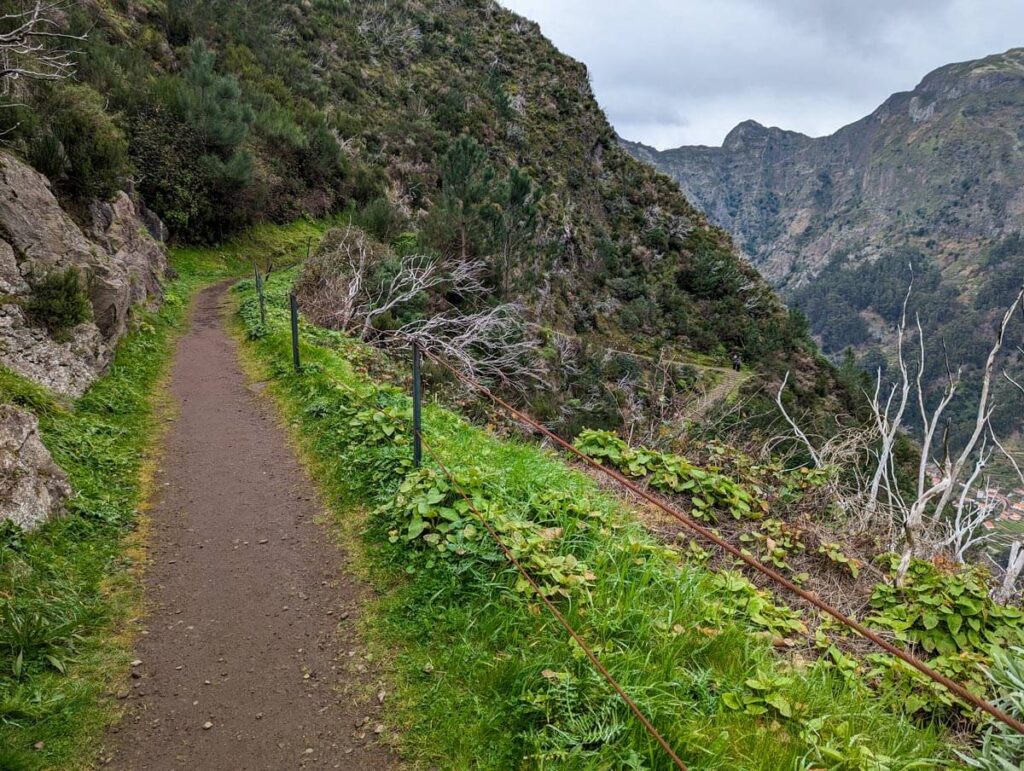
416 433 689 769
419 347 1024 737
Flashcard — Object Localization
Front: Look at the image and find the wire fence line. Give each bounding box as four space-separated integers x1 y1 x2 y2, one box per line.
417 433 689 769
270 286 689 766
416 346 1024 737
275 284 1024 746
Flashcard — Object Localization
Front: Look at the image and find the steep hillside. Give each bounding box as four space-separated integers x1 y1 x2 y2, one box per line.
0 0 852 437
624 49 1024 444
3 7 1023 765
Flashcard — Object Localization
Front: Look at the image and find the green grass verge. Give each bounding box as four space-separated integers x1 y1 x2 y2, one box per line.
235 267 954 770
0 219 335 769
0 284 191 769
169 216 344 279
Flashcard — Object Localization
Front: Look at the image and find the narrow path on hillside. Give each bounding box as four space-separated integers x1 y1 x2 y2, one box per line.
105 284 396 770
683 368 751 421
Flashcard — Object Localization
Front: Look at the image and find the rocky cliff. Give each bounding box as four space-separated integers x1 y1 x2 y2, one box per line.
0 151 169 397
624 49 1024 442
0 151 169 529
623 48 1024 294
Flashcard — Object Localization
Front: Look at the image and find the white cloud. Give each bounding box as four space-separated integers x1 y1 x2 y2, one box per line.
497 0 1024 147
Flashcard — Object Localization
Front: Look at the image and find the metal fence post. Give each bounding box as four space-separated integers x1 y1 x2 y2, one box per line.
412 340 422 468
289 292 301 372
253 261 266 327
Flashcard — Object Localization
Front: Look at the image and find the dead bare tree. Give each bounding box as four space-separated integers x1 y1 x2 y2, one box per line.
356 1 422 58
294 226 485 337
891 287 1024 579
399 304 542 393
360 253 484 337
864 284 915 517
296 227 539 392
989 430 1024 604
995 541 1024 605
776 371 824 468
772 374 883 528
942 443 997 562
775 283 1024 587
1 1 84 98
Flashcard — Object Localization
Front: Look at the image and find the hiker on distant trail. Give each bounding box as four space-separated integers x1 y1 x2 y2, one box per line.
731 352 742 372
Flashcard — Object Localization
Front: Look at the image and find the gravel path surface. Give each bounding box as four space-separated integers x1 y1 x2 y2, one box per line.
105 284 396 770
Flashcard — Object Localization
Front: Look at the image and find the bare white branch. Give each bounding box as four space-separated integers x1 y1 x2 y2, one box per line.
1006 370 1024 398
294 226 485 336
296 226 538 392
0 1 85 99
994 541 1024 605
776 371 823 468
356 2 421 58
865 281 914 518
399 304 542 394
772 279 1024 591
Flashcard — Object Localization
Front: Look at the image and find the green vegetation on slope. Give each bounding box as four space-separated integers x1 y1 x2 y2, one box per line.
232 265 952 769
1 0 850 433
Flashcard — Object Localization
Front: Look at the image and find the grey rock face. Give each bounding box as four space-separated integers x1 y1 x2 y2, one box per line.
0 151 169 396
0 404 72 531
0 239 29 295
622 48 1024 296
88 191 168 339
0 303 109 396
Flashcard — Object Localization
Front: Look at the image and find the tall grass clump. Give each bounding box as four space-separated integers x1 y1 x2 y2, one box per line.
960 647 1024 769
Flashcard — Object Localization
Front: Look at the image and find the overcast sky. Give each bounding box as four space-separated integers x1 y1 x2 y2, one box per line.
497 0 1024 149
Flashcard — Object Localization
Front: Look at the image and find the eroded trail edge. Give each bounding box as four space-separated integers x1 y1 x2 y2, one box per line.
106 284 395 770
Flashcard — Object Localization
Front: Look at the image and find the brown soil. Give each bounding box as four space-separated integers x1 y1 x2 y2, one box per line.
104 284 397 770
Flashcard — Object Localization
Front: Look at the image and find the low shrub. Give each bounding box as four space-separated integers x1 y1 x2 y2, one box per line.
868 557 1024 656
29 83 130 202
25 268 91 339
574 428 763 520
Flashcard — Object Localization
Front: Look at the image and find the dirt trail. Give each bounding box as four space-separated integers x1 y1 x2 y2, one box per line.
683 369 750 421
105 284 395 770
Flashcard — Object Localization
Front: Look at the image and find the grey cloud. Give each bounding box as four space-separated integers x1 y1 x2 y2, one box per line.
498 0 1024 147
767 0 956 47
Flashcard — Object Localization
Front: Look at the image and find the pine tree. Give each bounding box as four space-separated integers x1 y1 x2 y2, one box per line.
438 135 495 262
182 40 253 155
489 167 539 294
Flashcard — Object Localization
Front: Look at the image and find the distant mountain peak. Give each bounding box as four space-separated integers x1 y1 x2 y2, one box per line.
909 47 1024 108
721 119 810 151
623 47 1024 445
721 120 767 150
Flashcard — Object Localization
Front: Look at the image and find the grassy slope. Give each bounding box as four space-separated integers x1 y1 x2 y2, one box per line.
0 284 189 769
0 219 330 769
233 265 951 769
30 0 844 403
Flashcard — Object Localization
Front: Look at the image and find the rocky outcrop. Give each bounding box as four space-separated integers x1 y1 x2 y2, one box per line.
0 404 72 531
0 151 169 396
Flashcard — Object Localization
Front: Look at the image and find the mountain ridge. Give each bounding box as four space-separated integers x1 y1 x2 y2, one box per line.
623 47 1024 444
